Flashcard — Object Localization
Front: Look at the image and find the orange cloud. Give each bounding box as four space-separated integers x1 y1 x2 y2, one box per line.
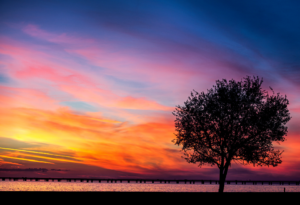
0 158 23 166
0 105 189 174
2 103 297 176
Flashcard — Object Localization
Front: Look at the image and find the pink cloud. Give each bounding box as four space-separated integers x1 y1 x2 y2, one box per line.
66 47 199 86
290 107 300 114
4 26 213 102
0 38 101 87
116 96 173 111
60 84 172 111
0 39 173 115
0 86 59 110
13 64 95 87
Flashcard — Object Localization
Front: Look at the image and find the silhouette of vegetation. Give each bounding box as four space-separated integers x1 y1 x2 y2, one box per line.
172 76 291 193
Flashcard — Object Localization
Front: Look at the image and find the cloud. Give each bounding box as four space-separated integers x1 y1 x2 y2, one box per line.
22 24 95 45
0 85 59 110
116 96 173 111
60 84 172 111
0 155 54 164
0 105 187 174
0 168 70 172
0 137 48 150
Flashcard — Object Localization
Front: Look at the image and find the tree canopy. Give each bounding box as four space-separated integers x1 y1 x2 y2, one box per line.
172 76 291 192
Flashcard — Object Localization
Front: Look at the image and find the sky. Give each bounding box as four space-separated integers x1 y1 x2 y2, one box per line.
0 0 300 180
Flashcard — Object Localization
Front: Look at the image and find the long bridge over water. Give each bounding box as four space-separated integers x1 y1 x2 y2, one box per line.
1 177 299 185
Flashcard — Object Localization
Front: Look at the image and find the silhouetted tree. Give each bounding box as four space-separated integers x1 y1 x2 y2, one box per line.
172 76 291 193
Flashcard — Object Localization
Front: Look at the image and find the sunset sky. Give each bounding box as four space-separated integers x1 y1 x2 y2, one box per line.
0 0 300 180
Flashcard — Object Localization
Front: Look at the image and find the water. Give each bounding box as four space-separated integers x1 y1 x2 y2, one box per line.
0 180 300 192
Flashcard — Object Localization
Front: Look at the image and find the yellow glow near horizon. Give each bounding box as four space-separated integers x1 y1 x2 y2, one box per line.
0 147 74 158
0 155 54 164
0 147 99 162
16 153 86 164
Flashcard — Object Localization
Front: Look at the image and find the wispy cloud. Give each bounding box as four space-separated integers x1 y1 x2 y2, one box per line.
0 168 70 172
0 155 54 164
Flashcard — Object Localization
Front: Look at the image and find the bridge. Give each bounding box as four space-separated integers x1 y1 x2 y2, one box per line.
1 177 299 185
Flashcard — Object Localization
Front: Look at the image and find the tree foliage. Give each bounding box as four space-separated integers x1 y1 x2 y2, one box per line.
172 76 291 192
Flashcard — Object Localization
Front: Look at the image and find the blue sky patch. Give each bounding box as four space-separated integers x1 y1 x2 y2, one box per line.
60 101 98 112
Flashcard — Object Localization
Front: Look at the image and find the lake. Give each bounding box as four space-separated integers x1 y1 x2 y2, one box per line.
0 181 300 192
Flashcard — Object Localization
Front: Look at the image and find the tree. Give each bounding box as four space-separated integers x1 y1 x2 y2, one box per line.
172 76 291 193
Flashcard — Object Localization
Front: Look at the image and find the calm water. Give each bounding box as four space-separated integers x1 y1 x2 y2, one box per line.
1 180 300 192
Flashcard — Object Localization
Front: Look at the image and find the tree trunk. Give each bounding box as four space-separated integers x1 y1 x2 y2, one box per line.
218 165 229 193
219 168 225 193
